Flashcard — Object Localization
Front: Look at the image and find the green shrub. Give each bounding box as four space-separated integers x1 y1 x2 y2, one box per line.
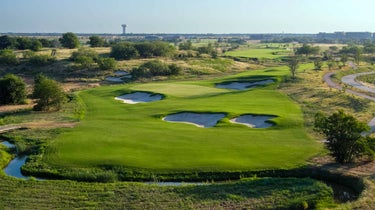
97 57 117 70
110 42 139 60
29 54 56 66
131 60 181 79
71 48 98 68
0 49 19 65
33 74 67 111
0 74 27 105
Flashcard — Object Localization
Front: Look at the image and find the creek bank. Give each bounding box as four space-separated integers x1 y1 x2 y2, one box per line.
1 141 42 180
0 143 362 203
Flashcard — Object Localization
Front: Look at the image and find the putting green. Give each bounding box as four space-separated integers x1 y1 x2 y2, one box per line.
45 67 321 174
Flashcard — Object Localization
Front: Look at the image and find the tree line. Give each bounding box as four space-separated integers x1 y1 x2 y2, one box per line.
0 74 66 111
0 35 59 51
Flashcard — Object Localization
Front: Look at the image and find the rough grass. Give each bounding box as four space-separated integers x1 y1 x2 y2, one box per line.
39 66 321 179
225 44 293 59
0 176 334 209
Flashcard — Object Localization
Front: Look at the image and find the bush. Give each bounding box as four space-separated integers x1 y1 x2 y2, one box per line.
29 54 56 66
32 75 67 111
97 57 117 70
168 63 182 75
89 36 105 47
71 48 98 61
0 74 27 105
71 48 98 68
110 42 139 60
131 60 181 79
0 49 19 65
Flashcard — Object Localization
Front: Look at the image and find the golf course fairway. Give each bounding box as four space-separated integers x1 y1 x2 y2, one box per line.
43 66 321 179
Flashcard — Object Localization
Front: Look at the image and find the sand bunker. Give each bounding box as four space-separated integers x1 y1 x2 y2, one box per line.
216 79 274 90
163 112 226 128
105 71 132 82
105 76 124 83
114 70 130 76
115 92 163 104
230 115 275 128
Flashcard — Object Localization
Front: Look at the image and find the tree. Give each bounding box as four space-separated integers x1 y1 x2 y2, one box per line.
0 74 27 105
327 59 336 70
59 32 80 49
30 39 42 51
39 38 53 48
110 42 139 60
89 36 105 47
313 57 323 70
32 75 66 111
134 42 155 58
340 54 348 66
354 48 362 65
287 56 299 80
314 110 369 164
0 35 15 49
15 37 32 50
197 43 215 55
149 41 175 57
295 44 320 56
0 49 19 65
97 57 117 70
178 40 193 50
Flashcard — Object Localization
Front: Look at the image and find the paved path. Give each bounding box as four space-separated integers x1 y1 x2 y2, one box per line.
323 71 375 133
0 125 24 134
342 71 375 94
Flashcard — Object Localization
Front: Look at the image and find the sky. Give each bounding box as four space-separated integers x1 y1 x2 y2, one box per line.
1 0 375 34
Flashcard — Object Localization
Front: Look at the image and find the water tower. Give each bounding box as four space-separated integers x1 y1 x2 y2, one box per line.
121 24 127 35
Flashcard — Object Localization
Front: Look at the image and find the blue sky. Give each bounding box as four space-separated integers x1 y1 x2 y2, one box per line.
1 0 374 34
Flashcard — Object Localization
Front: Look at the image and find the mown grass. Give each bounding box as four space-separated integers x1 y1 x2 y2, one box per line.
34 65 321 180
0 175 334 209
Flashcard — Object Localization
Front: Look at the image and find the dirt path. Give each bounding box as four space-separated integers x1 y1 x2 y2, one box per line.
0 125 25 134
323 71 375 132
0 121 77 134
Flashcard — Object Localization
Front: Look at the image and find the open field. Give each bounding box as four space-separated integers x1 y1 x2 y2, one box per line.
225 44 293 59
36 66 321 180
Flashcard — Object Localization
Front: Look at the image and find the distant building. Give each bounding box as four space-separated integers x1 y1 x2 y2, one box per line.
317 31 372 40
317 32 345 39
345 32 372 40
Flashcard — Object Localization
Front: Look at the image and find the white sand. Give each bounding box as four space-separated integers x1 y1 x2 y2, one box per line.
216 79 274 90
115 92 163 104
230 115 275 128
163 112 226 128
114 70 130 76
105 76 124 83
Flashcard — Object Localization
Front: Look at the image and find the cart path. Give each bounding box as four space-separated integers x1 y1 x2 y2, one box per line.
323 71 375 133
